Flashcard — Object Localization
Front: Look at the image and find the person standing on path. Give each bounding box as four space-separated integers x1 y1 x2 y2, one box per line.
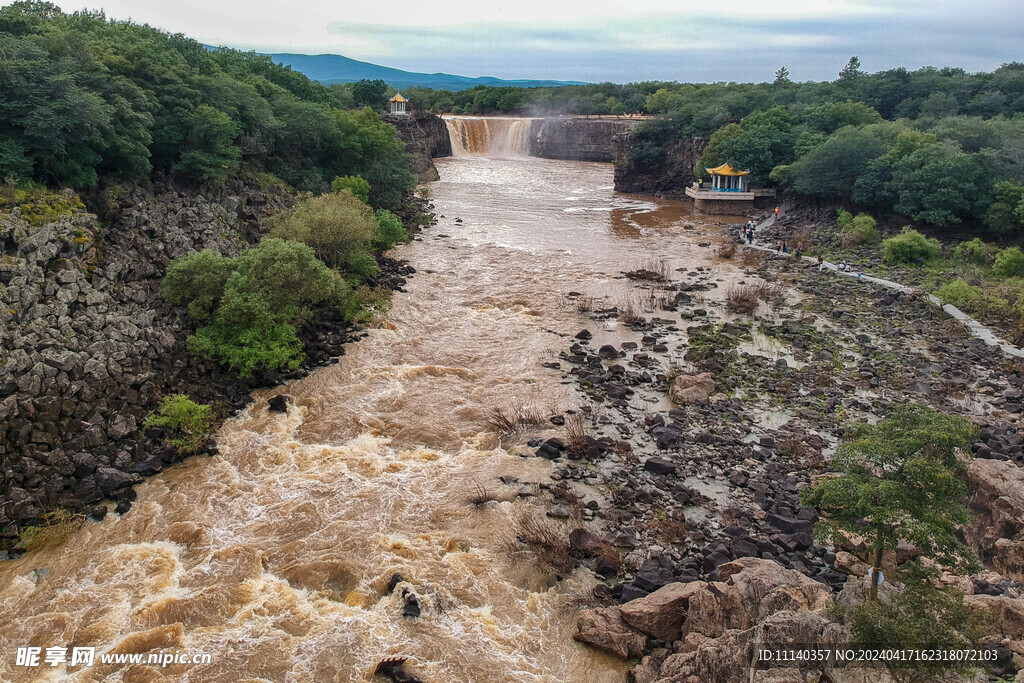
774 206 780 218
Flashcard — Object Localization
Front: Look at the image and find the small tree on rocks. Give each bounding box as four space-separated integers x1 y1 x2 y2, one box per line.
800 404 978 601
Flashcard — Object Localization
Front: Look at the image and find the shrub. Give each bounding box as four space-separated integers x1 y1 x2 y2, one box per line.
836 208 853 232
331 175 371 202
143 394 213 454
936 280 1011 318
952 237 997 265
268 191 377 271
993 246 1024 278
164 239 351 377
840 212 881 246
725 281 783 314
373 209 407 251
851 561 989 680
882 227 941 264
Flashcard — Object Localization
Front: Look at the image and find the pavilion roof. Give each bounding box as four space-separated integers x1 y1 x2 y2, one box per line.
389 93 407 102
705 163 750 177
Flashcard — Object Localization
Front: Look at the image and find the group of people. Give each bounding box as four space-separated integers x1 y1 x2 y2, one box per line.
773 239 803 258
815 255 858 275
744 219 757 244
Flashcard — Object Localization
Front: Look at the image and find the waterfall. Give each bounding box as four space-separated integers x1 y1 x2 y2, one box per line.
443 116 534 157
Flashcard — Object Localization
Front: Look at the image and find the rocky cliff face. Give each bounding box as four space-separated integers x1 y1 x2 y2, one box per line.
385 113 451 181
529 118 643 163
0 181 366 548
613 135 707 198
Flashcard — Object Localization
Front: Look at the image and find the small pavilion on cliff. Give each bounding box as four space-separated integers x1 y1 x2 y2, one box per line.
704 163 750 192
684 163 775 214
389 93 408 115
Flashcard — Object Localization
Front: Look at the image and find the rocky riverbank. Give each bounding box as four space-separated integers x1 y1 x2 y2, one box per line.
497 228 1024 680
0 181 426 553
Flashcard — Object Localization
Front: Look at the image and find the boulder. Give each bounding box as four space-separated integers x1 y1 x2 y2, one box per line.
669 373 715 405
685 558 832 638
573 606 647 659
965 458 1024 582
644 457 676 476
965 594 1024 639
619 580 707 642
94 467 137 495
267 395 291 413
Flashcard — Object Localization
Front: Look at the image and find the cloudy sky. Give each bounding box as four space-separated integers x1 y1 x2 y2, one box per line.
52 0 1023 82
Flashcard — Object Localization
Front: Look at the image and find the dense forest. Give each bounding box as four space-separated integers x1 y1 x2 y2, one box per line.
0 1 415 207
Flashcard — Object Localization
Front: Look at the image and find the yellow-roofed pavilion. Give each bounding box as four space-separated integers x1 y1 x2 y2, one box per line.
704 163 751 192
389 93 408 115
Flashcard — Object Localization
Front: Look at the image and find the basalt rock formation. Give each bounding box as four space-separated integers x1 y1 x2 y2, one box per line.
0 181 409 549
385 113 452 181
613 134 707 198
530 117 643 163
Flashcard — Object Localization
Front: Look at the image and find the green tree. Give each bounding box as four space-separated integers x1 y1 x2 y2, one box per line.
789 127 887 199
985 180 1024 236
838 56 863 83
173 105 241 186
187 238 348 377
803 100 882 135
890 144 989 226
351 79 388 110
800 404 978 601
696 123 742 177
372 208 406 251
773 66 790 84
160 248 235 322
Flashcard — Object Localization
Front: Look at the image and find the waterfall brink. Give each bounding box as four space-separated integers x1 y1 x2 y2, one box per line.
443 116 533 157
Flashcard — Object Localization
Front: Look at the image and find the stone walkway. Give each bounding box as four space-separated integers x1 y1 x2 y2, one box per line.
747 205 1024 359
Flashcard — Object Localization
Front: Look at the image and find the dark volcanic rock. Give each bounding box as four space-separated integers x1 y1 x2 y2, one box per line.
268 395 291 413
644 457 676 476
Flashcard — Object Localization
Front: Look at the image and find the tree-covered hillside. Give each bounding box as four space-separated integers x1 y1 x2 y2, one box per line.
0 1 414 207
635 59 1024 234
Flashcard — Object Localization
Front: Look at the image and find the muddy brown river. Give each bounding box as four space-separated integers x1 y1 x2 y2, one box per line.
0 155 744 682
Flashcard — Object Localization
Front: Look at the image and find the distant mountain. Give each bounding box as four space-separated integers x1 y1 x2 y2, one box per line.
265 52 587 91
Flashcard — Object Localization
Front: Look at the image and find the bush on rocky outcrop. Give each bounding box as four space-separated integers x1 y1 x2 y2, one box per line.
837 209 881 246
164 238 350 377
142 394 213 455
953 237 998 266
373 209 407 252
882 226 942 264
268 191 379 272
936 280 1011 319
